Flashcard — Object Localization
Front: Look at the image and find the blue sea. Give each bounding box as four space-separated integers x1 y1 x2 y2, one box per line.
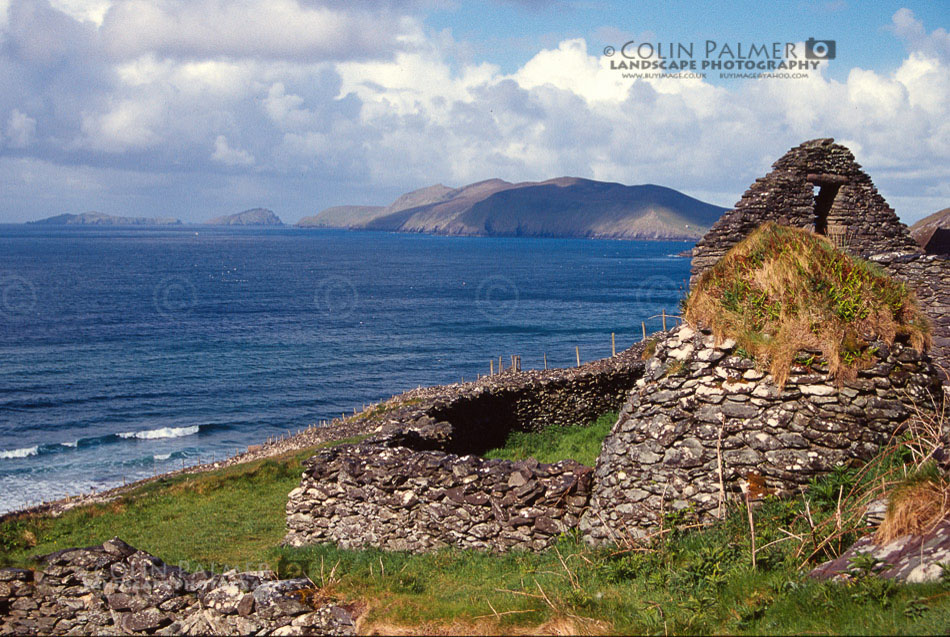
0 226 691 513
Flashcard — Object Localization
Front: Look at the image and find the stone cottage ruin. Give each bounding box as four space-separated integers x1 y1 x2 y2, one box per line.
692 138 948 380
281 138 948 554
690 138 921 284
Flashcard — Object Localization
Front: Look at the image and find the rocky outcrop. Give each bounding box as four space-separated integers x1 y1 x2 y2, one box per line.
579 324 944 544
285 447 592 552
0 538 355 636
691 138 921 285
205 208 283 226
811 518 950 584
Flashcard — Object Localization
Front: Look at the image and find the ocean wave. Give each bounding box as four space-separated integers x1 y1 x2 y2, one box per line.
61 440 78 448
153 453 172 461
116 425 201 440
0 445 39 460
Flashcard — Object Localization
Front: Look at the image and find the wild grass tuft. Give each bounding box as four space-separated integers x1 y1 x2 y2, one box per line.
684 222 930 385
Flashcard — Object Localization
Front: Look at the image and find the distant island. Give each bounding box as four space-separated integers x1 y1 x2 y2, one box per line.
296 177 728 240
29 212 182 226
205 208 284 227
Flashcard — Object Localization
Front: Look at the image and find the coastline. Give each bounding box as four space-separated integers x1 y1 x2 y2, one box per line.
0 342 647 524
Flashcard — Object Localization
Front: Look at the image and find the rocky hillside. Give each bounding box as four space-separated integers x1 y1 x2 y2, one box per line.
910 207 950 247
29 212 181 225
296 205 384 228
206 208 283 226
298 177 727 240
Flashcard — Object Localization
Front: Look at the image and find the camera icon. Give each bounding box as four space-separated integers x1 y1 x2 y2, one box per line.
805 38 836 60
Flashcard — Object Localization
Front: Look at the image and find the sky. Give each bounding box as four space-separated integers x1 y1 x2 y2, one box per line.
0 0 947 224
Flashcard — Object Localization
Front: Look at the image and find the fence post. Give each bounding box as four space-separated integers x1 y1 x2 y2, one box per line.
543 353 547 370
575 346 580 367
612 332 616 356
642 321 646 341
662 308 667 331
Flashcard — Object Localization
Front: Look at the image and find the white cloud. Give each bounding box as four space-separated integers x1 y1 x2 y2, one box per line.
79 98 163 151
49 0 110 25
891 8 950 60
211 134 254 166
99 0 419 61
263 82 313 129
0 0 947 223
6 109 36 147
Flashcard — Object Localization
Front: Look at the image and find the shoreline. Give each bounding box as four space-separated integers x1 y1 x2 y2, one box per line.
0 343 647 524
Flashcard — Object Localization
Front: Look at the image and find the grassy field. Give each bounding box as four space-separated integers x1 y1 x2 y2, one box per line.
2 417 949 634
483 412 616 467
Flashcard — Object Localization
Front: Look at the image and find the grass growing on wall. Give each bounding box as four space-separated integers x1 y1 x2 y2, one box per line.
482 412 617 467
685 222 930 385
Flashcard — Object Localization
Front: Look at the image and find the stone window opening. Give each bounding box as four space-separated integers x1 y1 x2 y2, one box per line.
812 183 839 236
807 173 848 248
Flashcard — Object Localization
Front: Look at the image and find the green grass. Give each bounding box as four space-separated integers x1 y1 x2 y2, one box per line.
271 498 950 635
482 412 616 467
685 222 930 385
3 422 950 634
0 436 367 570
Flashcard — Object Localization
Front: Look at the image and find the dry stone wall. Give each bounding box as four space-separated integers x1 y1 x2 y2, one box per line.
876 253 950 385
284 446 592 552
0 538 356 636
364 346 646 457
282 346 645 553
580 324 944 544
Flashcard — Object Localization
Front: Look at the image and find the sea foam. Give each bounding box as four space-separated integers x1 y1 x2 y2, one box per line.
0 446 39 460
117 425 200 440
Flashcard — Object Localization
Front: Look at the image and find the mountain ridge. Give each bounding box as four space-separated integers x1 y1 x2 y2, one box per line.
297 177 728 240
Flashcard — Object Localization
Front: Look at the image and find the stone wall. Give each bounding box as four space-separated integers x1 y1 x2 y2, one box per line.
0 538 356 636
364 345 646 457
876 253 950 385
281 345 645 553
580 324 944 544
284 446 592 552
691 138 921 285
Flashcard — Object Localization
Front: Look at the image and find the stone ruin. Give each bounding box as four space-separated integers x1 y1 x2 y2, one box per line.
691 138 949 383
283 346 645 552
278 138 947 555
579 323 944 544
0 538 357 636
690 137 921 284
